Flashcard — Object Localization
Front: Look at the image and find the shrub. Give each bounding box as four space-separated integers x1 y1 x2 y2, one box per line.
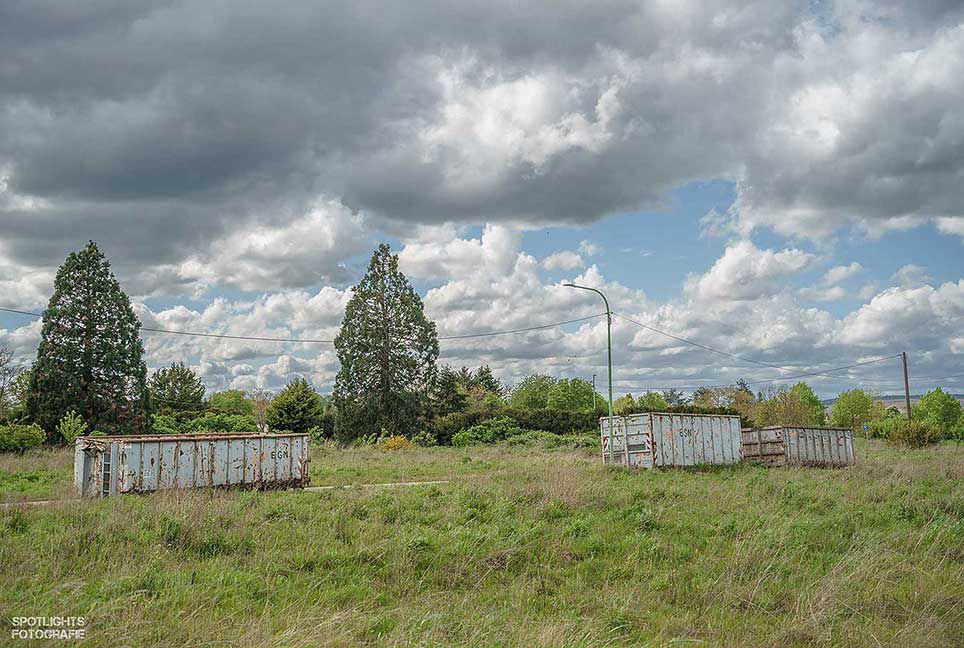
57 410 86 444
452 417 529 446
410 430 438 447
0 424 46 452
914 388 963 438
185 413 257 434
504 429 564 447
152 414 185 435
867 415 901 439
433 411 485 445
319 410 336 440
379 435 413 451
887 419 941 448
499 408 597 435
949 417 964 442
206 390 255 416
637 391 669 411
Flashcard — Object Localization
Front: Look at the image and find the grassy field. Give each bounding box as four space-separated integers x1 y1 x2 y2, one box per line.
1 439 963 647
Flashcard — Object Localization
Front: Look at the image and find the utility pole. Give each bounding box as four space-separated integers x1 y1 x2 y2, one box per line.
564 284 614 461
902 351 912 422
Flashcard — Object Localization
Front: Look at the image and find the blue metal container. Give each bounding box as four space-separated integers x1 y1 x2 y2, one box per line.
74 433 310 497
600 412 743 469
742 426 855 467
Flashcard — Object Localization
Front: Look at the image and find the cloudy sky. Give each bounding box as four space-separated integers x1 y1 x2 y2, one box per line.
1 0 963 397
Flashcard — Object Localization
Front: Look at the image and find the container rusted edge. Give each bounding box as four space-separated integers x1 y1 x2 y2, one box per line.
76 432 310 443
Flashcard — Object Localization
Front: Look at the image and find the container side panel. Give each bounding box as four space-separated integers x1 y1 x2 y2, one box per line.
174 441 194 489
212 440 229 486
74 443 100 497
775 427 856 466
647 413 741 467
712 416 724 463
125 442 141 492
138 442 158 491
158 441 178 490
716 417 728 463
292 436 305 483
195 440 208 486
242 438 258 484
259 437 274 483
680 415 695 466
678 415 691 466
652 415 666 467
117 443 130 493
73 444 86 496
275 437 292 482
729 418 742 461
226 439 245 486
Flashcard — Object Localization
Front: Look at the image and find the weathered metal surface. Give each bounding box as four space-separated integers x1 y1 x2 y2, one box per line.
600 413 743 469
74 433 310 497
740 428 787 467
741 426 855 467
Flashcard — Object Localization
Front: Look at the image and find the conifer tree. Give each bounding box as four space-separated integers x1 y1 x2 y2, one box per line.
429 366 468 417
27 241 150 440
265 378 324 433
149 362 205 420
334 244 438 439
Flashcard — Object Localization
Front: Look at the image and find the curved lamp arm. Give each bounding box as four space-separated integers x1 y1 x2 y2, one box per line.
563 283 615 462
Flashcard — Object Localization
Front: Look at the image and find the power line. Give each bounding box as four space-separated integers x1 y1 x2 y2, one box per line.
142 327 335 344
0 306 604 344
0 307 43 318
741 354 902 386
612 311 901 383
617 354 903 393
910 372 964 382
438 313 605 340
3 304 955 389
612 311 809 373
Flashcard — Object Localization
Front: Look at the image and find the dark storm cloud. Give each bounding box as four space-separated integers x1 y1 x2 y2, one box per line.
1 0 963 294
0 0 800 205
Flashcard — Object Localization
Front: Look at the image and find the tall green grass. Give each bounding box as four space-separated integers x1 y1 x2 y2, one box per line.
1 440 963 646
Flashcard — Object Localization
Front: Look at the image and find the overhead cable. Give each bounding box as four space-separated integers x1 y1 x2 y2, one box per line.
0 306 603 344
612 311 901 383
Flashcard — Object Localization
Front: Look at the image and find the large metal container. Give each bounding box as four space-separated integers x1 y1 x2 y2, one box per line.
74 433 310 497
741 426 854 467
600 413 743 469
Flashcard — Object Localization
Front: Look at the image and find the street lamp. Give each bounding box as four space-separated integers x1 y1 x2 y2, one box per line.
563 283 613 460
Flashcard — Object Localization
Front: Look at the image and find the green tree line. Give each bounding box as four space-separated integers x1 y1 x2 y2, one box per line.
2 240 961 450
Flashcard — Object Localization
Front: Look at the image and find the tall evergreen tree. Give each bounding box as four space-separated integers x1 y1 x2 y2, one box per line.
472 365 504 396
333 244 439 439
429 365 468 417
149 362 205 420
27 241 150 440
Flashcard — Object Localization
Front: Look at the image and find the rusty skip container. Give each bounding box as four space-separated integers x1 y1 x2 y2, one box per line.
600 412 743 469
741 426 854 467
74 432 310 497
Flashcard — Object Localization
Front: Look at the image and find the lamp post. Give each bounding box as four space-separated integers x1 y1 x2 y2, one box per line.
564 283 613 461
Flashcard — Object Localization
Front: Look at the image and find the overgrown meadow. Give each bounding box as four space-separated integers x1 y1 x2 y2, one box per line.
2 439 963 647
